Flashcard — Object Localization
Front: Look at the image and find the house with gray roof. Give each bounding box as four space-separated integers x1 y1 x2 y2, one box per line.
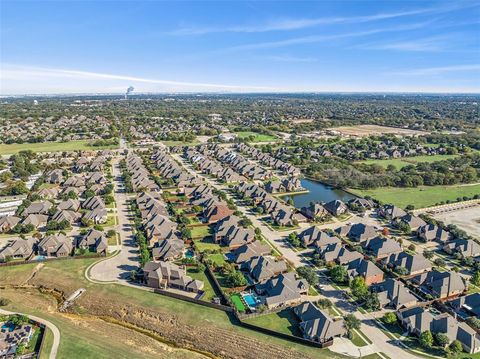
294 302 346 343
23 201 53 216
395 214 427 231
346 258 384 286
38 234 73 257
383 252 432 276
152 238 184 261
411 270 467 299
0 216 21 233
241 256 288 283
449 293 480 318
324 200 348 216
77 229 107 254
231 241 271 264
417 224 450 243
443 239 480 258
378 204 406 220
336 223 377 242
0 238 37 262
255 272 308 308
398 307 480 354
363 236 402 259
371 278 418 309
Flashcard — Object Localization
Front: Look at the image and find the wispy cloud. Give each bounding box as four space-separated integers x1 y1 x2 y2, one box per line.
0 65 277 93
355 35 453 52
167 3 476 35
226 21 433 51
388 64 480 76
260 55 318 63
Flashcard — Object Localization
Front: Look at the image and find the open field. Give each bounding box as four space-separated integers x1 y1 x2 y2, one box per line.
360 154 460 169
38 327 54 359
350 184 480 209
234 131 278 142
327 125 427 137
0 140 119 155
432 206 480 238
0 259 344 359
159 140 200 147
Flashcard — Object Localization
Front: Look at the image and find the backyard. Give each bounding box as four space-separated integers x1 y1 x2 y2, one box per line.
243 308 302 337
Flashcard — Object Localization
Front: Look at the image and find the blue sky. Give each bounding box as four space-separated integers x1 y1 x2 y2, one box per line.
1 0 479 94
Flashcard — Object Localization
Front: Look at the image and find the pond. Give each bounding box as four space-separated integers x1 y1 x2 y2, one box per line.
280 178 356 209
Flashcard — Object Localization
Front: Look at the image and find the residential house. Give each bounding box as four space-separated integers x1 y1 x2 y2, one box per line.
0 216 21 233
383 252 432 276
241 256 288 283
371 278 418 309
411 270 467 299
417 224 450 243
363 237 403 259
0 238 37 262
336 223 377 242
23 201 53 216
294 302 346 343
378 205 407 220
449 293 480 318
255 272 308 308
324 200 348 216
38 234 73 257
443 239 480 258
346 258 384 285
300 202 329 221
77 229 108 254
152 238 184 261
144 260 204 293
231 241 271 264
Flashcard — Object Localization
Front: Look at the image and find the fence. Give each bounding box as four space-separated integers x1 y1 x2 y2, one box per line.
152 288 233 312
0 253 103 267
239 320 333 348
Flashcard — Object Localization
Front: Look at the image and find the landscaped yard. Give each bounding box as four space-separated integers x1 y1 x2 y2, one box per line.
234 131 278 143
186 267 219 302
230 294 246 312
189 225 211 239
205 253 225 266
0 139 119 155
244 308 302 337
193 238 221 253
350 183 480 209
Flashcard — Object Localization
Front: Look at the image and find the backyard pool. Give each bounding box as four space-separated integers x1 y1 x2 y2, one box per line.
184 250 195 259
1 322 15 332
242 292 261 308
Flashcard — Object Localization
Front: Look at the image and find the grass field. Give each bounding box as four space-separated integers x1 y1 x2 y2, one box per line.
350 183 480 209
0 140 119 155
189 225 211 239
360 154 460 169
0 258 347 359
38 327 54 359
192 238 221 253
186 267 218 301
234 131 277 143
205 253 225 266
230 294 246 312
244 309 301 336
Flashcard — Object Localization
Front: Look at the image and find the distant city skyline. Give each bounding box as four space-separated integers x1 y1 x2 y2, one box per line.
1 0 479 94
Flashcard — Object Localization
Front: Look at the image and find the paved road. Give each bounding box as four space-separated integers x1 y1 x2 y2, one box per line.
174 153 420 359
0 308 60 359
89 156 140 282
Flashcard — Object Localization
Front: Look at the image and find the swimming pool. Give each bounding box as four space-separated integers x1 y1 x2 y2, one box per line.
242 293 260 308
184 250 194 259
1 322 15 332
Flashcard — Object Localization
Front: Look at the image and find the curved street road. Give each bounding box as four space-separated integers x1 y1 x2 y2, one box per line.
0 308 60 359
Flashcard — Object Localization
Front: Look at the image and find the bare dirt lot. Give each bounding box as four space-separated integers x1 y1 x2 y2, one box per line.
327 124 428 137
433 206 480 239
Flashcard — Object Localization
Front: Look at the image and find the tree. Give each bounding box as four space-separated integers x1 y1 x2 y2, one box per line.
364 292 381 311
382 312 397 325
434 332 450 348
343 314 361 334
297 266 319 286
317 298 332 309
288 232 301 247
448 340 463 355
9 314 29 327
434 258 446 268
226 270 247 287
466 317 480 331
419 330 434 349
350 276 368 299
471 271 480 286
330 265 347 283
423 250 434 260
408 244 416 252
394 266 410 276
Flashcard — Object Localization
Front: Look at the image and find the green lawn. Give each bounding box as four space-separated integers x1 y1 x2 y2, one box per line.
244 308 302 337
0 140 119 155
350 183 480 209
160 140 199 147
189 225 211 239
360 154 460 169
186 267 219 302
234 131 277 143
38 327 54 359
230 294 246 312
192 238 221 253
205 253 226 266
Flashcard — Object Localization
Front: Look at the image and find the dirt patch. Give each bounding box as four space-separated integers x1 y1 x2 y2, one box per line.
327 124 427 137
